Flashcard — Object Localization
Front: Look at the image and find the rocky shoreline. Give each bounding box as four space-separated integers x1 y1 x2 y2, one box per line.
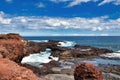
0 33 119 80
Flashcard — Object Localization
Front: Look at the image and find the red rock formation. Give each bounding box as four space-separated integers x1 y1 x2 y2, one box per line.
0 33 28 62
0 40 25 62
0 58 39 80
74 62 103 80
0 33 24 40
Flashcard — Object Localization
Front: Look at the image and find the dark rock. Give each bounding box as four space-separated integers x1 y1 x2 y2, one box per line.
99 64 120 75
22 60 60 75
71 45 113 58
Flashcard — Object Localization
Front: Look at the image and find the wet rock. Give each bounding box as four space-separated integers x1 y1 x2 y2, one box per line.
99 64 120 75
74 62 103 80
71 45 113 58
22 60 60 75
0 58 39 80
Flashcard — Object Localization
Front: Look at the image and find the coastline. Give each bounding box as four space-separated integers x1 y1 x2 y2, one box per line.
0 33 120 80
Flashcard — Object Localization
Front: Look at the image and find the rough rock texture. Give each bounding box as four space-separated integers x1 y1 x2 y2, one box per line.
0 58 39 80
72 45 113 57
0 33 25 40
0 33 28 62
74 62 103 80
25 41 57 54
99 64 120 75
60 50 73 59
50 44 113 59
41 74 74 80
22 61 60 75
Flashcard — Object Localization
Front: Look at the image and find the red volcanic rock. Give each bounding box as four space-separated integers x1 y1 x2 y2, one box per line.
74 62 103 80
0 33 28 62
0 58 39 80
0 40 25 62
0 33 24 40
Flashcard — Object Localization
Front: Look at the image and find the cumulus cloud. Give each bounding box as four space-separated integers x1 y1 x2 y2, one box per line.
0 11 11 24
0 11 120 33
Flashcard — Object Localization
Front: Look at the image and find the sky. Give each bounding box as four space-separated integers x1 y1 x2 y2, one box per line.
0 0 120 36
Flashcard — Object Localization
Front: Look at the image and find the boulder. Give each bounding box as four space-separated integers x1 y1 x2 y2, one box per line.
74 62 103 80
0 58 39 80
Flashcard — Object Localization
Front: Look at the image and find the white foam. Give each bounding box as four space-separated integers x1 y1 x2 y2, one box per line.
101 53 120 59
29 40 48 42
21 48 59 66
116 50 120 53
57 41 76 47
80 48 91 51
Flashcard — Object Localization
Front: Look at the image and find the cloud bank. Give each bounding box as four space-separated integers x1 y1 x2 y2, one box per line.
0 11 120 34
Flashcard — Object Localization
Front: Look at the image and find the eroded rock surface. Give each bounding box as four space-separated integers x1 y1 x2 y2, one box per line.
0 58 39 80
74 62 103 80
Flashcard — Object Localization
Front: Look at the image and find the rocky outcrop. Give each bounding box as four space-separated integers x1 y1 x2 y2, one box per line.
74 62 103 80
72 45 113 57
0 58 39 80
59 45 113 59
0 33 25 40
25 41 58 54
23 61 60 75
0 33 28 62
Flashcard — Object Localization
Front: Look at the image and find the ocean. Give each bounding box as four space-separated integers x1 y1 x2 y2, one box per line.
22 36 120 66
24 36 120 51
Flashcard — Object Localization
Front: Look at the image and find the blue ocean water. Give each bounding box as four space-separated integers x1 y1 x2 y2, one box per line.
24 36 120 51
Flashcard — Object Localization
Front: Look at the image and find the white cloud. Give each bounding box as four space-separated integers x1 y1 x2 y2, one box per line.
37 2 45 8
100 33 109 36
98 0 120 6
67 0 91 7
0 11 11 24
0 11 120 33
113 0 120 5
49 0 120 7
98 0 113 6
66 0 99 7
52 33 96 36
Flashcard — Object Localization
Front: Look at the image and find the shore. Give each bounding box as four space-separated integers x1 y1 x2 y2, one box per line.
0 33 120 80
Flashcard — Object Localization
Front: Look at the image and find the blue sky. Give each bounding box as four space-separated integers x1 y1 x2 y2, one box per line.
0 0 120 36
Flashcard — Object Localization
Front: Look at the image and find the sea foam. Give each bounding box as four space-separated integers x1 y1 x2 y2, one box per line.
101 52 120 59
57 41 76 47
21 48 59 67
29 40 48 42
